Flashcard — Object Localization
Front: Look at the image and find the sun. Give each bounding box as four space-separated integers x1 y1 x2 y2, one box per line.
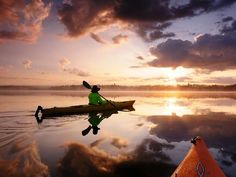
166 67 192 85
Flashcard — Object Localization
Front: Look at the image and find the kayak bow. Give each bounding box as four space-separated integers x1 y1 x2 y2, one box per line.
171 136 226 177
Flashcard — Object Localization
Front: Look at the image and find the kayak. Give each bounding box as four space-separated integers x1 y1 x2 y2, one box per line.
35 100 135 118
171 137 226 177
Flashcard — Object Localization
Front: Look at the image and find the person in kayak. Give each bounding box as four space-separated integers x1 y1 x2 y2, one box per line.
88 85 107 105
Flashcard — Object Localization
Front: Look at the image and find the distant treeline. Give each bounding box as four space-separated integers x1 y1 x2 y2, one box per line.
1 84 236 91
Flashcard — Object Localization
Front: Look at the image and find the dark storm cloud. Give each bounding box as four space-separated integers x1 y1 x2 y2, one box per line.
58 0 236 41
146 112 236 151
90 33 106 44
115 0 236 22
0 0 51 42
147 31 236 71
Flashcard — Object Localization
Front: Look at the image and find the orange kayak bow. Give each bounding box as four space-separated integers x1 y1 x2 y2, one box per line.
171 137 226 177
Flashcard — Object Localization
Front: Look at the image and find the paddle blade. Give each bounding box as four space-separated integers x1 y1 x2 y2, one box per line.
83 81 92 89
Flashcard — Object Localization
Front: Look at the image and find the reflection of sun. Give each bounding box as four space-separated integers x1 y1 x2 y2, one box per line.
164 98 192 116
134 97 193 116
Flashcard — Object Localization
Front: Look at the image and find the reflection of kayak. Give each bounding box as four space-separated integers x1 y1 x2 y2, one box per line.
35 100 135 118
171 137 226 177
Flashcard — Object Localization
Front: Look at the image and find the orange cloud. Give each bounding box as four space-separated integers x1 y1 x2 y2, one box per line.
0 0 51 43
58 58 89 77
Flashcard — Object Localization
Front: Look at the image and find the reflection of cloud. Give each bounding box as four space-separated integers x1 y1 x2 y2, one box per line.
147 112 236 151
111 138 128 149
90 138 105 147
0 142 49 177
0 0 51 43
57 142 128 177
22 59 32 69
58 141 176 177
134 138 174 162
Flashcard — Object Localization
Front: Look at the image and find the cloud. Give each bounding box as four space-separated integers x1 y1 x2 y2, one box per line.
59 58 89 77
135 22 175 42
0 0 51 43
203 77 236 85
58 0 115 37
59 58 71 70
57 0 236 41
147 31 236 71
136 56 144 60
22 59 32 69
222 16 234 22
220 19 236 34
149 31 175 41
64 67 90 77
90 33 106 44
112 34 128 44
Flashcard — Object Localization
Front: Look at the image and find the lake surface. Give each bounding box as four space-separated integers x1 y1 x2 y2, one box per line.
0 90 236 177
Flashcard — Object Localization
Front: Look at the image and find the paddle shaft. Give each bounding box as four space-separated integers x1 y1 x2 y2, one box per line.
98 93 119 110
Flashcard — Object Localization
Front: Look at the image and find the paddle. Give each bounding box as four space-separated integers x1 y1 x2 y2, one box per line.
82 81 119 110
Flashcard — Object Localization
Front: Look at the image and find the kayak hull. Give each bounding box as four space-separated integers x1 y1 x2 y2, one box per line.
171 137 226 177
35 100 135 118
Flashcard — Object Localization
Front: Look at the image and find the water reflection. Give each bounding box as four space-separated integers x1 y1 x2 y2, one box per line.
82 111 116 136
146 112 236 151
1 91 236 177
0 141 49 177
57 141 176 177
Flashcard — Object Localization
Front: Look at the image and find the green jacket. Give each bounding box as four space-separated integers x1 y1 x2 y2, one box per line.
88 93 107 105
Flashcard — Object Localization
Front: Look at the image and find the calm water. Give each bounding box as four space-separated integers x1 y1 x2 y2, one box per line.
0 90 236 177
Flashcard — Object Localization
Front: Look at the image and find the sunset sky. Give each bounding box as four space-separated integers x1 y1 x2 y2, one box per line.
0 0 236 85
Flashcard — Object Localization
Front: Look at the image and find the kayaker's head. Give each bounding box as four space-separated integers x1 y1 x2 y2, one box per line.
91 85 100 93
